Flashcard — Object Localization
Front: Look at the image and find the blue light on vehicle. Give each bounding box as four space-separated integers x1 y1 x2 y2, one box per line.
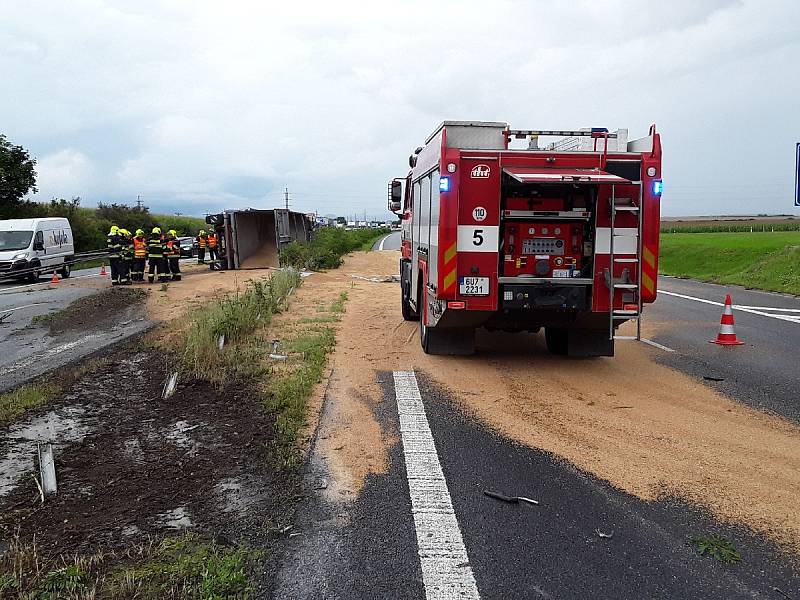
653 180 663 196
439 177 450 192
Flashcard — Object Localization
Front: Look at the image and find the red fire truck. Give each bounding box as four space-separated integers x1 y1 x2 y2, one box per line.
388 121 662 356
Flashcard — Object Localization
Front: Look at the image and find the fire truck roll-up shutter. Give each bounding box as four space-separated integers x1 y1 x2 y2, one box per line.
503 167 631 184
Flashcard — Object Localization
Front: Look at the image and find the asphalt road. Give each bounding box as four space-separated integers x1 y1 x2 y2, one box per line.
373 231 401 251
278 371 799 599
0 267 151 392
648 276 800 422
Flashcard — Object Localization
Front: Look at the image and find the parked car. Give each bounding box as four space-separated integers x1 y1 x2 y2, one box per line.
0 218 74 281
178 236 195 258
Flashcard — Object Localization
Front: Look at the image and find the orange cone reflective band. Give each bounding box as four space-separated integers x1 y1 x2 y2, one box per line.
710 294 744 345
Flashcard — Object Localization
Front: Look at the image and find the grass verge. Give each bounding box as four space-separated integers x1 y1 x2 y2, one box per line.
659 232 800 295
280 228 389 270
0 358 110 426
0 532 258 598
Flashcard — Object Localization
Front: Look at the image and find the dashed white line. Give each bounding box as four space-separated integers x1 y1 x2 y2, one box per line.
659 290 800 324
640 338 675 352
393 371 480 600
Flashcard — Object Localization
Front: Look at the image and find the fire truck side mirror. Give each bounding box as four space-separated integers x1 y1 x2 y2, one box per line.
388 179 403 214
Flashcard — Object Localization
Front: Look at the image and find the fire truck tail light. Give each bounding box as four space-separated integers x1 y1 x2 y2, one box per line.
447 301 466 309
653 180 663 196
439 177 451 192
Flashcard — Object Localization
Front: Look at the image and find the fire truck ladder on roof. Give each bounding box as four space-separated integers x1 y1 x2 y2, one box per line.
608 183 643 342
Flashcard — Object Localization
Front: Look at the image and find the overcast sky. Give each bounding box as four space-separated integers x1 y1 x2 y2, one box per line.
2 0 799 218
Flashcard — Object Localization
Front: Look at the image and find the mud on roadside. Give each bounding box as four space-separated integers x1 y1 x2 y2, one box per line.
0 344 300 596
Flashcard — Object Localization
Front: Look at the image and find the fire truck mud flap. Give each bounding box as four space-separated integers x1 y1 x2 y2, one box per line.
421 325 475 356
567 328 614 357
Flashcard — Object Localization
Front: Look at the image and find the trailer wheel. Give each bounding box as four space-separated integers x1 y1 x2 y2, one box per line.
400 260 418 321
545 327 569 356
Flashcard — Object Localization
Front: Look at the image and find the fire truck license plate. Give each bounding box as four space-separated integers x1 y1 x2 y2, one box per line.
459 276 489 296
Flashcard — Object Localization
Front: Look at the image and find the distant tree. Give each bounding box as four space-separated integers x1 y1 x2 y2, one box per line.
0 133 38 218
96 202 157 232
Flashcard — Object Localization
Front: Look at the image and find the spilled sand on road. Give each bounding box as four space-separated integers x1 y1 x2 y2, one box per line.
308 250 800 552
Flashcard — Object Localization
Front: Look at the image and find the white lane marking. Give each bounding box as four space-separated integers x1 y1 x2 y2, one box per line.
640 338 675 352
735 305 800 313
3 334 102 374
1 302 47 313
393 371 480 600
659 290 800 325
0 271 101 295
378 234 389 251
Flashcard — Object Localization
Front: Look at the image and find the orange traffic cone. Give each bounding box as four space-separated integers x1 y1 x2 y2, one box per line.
710 294 744 345
100 264 108 277
50 272 60 285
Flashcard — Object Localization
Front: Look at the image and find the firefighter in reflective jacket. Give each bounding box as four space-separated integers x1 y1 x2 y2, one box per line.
131 229 147 282
147 227 169 284
207 229 218 266
165 229 182 281
118 229 133 285
106 225 124 285
196 230 208 264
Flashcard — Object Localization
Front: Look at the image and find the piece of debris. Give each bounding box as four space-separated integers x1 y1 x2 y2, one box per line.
217 334 225 350
690 534 742 564
162 372 179 399
703 375 725 382
314 478 329 490
612 406 634 409
38 443 57 497
483 490 539 505
289 532 302 538
0 312 12 324
595 528 613 539
269 339 288 360
772 586 792 600
351 274 401 283
279 525 293 535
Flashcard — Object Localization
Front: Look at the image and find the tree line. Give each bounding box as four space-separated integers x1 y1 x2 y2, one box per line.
1 133 205 252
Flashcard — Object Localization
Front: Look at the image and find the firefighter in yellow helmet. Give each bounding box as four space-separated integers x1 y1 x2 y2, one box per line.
147 227 168 284
165 229 182 281
131 229 148 282
117 229 133 285
106 225 124 285
196 229 208 264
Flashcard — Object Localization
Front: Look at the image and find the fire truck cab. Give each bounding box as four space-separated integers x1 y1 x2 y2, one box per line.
388 121 662 357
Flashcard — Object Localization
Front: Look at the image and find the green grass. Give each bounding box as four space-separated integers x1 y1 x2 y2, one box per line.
180 270 301 383
0 383 58 425
659 232 800 295
691 534 742 564
280 228 390 270
1 533 257 598
107 535 258 598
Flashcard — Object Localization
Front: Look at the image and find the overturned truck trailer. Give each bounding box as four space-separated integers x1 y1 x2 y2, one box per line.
211 209 311 270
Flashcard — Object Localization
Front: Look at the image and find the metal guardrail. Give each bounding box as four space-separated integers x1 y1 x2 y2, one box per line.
0 250 109 281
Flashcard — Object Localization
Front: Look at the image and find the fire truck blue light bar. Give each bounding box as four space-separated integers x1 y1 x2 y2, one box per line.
440 177 451 192
653 180 663 196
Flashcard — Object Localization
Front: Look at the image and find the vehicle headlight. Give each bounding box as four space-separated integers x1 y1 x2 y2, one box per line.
13 253 28 261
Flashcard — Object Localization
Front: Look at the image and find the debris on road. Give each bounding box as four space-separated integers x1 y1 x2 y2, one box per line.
595 529 614 539
217 333 225 350
37 443 57 497
350 274 400 283
162 372 178 399
703 375 725 382
270 339 288 360
0 312 11 324
483 490 539 505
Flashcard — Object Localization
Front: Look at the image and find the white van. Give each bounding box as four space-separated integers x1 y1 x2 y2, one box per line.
0 218 75 281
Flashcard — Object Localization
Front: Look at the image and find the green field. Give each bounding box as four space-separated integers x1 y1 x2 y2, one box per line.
659 232 800 295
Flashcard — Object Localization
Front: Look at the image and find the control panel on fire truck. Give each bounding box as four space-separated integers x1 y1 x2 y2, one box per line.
503 223 585 278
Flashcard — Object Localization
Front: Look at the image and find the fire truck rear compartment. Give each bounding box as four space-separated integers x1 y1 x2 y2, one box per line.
498 179 595 313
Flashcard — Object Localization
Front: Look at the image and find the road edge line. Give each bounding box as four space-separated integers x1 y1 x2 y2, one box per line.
659 290 800 324
393 370 481 600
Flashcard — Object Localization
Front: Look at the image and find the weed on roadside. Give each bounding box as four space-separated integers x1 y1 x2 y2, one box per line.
280 228 388 270
691 534 742 564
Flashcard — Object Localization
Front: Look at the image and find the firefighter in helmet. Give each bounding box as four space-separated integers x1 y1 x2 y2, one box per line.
196 229 208 264
207 227 218 268
117 229 133 285
106 225 123 285
147 227 169 284
131 228 147 282
165 229 182 281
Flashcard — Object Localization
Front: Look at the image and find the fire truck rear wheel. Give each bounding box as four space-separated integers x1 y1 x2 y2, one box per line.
545 327 569 356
